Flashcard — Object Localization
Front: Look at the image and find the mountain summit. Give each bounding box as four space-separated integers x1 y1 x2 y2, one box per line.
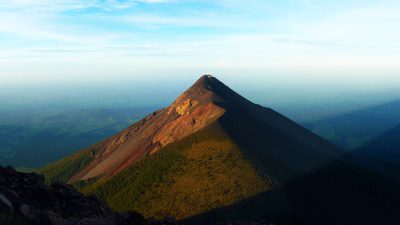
40 75 345 219
176 75 251 106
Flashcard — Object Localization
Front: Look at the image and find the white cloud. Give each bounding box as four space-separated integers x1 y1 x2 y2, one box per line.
0 0 174 12
0 0 399 84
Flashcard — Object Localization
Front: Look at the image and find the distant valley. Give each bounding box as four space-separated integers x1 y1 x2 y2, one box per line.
306 99 400 149
0 107 156 168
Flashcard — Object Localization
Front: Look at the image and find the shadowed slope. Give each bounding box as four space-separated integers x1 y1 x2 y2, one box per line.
353 125 400 179
217 106 341 182
356 125 400 163
183 158 400 225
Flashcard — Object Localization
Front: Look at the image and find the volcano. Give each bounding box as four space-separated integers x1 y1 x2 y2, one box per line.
39 75 400 224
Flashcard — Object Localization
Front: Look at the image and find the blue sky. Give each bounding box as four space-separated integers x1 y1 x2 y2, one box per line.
0 0 400 86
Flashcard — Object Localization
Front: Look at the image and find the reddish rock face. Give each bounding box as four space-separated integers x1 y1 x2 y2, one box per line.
69 75 342 183
70 75 234 182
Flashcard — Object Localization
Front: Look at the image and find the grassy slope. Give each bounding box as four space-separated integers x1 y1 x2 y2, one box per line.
38 150 94 184
78 122 273 219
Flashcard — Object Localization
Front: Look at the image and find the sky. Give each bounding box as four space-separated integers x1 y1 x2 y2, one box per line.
0 0 399 87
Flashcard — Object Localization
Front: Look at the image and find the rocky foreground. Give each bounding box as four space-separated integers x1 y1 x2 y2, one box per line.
0 165 275 225
0 166 180 225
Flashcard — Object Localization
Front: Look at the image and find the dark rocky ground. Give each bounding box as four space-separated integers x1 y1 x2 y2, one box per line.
0 165 177 225
0 165 275 225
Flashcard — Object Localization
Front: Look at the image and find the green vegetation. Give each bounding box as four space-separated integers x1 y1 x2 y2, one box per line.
78 122 273 219
38 150 94 184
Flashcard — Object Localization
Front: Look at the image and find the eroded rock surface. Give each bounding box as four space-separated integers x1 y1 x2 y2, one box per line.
69 75 226 181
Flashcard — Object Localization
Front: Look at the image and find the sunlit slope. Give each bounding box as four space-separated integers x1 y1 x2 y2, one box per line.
77 122 272 219
38 149 95 184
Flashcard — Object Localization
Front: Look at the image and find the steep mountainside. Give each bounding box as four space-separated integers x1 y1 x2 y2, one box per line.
40 75 343 220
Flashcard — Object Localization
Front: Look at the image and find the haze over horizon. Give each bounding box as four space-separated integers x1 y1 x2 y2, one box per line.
1 0 399 87
3 2 400 224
